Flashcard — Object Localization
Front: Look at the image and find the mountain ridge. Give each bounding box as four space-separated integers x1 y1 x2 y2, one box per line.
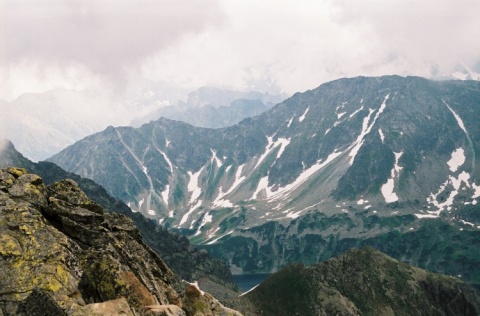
242 247 480 316
47 75 480 280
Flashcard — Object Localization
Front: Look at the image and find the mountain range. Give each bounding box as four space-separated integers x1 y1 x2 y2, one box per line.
46 76 480 283
130 86 285 128
2 166 479 315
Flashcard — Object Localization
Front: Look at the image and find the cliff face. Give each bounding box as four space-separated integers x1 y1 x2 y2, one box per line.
0 167 241 316
244 247 480 316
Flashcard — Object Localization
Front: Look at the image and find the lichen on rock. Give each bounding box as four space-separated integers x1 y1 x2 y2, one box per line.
0 168 243 316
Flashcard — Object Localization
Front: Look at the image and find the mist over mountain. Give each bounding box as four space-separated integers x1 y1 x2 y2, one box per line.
0 85 283 163
48 75 480 283
0 89 129 162
130 86 286 128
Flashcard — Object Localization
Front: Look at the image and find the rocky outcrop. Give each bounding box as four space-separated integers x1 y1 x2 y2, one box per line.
243 247 480 316
1 140 240 302
0 167 242 316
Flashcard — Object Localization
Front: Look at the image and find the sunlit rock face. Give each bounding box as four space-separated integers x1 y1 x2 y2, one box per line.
48 76 480 280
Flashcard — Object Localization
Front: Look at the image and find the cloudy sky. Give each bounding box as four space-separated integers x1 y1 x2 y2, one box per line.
1 0 480 102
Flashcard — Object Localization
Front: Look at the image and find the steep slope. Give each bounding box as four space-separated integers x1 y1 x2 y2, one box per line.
242 247 480 316
48 76 480 278
0 167 242 315
0 140 240 304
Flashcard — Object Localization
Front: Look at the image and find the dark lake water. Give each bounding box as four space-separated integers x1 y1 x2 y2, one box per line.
232 273 272 292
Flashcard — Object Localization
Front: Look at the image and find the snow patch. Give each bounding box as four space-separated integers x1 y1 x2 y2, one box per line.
168 210 174 217
459 219 475 227
286 210 302 219
252 136 290 170
349 94 389 165
213 198 234 208
427 171 471 214
239 284 259 297
415 213 439 219
147 209 155 216
473 183 480 199
378 129 385 143
287 117 294 128
213 164 245 205
187 167 204 203
158 150 173 172
195 212 213 236
443 100 475 172
206 230 234 245
444 101 470 135
252 176 269 200
298 107 309 122
266 150 343 201
180 200 202 227
447 148 465 172
357 199 369 205
210 149 223 167
349 106 364 118
161 184 170 205
337 112 346 119
381 151 403 203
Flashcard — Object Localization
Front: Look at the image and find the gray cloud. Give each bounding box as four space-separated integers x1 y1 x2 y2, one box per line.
1 0 225 93
334 0 480 71
1 0 479 101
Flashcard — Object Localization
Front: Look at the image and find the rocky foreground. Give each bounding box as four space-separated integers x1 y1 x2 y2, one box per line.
0 167 242 316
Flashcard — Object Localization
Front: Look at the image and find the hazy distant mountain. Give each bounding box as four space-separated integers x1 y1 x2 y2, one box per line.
49 76 480 283
0 89 129 161
130 86 286 128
